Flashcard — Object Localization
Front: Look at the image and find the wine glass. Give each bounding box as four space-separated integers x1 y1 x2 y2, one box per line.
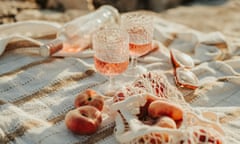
93 28 129 95
121 13 153 78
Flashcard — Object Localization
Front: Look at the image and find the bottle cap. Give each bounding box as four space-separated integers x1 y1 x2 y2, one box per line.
39 39 63 57
39 45 51 57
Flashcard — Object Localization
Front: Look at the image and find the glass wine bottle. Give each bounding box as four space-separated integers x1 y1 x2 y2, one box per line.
39 5 119 57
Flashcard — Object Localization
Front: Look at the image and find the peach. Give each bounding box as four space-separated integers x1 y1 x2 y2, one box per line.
74 89 104 111
155 116 177 129
65 105 102 135
148 100 183 122
137 94 158 121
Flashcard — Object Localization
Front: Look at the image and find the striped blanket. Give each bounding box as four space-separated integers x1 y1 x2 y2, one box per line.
0 14 240 144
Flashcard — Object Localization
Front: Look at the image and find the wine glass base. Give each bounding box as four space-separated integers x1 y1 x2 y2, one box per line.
96 80 121 97
123 65 147 80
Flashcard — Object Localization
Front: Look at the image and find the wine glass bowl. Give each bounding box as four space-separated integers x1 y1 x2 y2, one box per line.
93 28 129 94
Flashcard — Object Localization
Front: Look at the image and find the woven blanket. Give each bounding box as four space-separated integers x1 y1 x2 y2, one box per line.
0 13 240 144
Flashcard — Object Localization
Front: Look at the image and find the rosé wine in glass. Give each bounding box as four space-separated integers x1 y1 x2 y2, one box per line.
94 57 129 76
129 42 152 57
93 28 129 95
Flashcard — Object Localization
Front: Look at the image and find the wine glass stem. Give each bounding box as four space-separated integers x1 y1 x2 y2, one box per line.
108 75 115 88
131 56 138 69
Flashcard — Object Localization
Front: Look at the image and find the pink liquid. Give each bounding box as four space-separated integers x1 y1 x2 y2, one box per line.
129 42 152 57
61 36 91 53
94 57 129 76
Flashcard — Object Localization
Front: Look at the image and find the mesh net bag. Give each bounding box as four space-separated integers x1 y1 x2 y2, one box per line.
111 71 225 144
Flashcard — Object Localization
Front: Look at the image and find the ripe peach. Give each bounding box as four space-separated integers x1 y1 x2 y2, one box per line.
74 89 104 111
65 105 102 135
137 94 158 121
155 116 177 129
148 100 183 122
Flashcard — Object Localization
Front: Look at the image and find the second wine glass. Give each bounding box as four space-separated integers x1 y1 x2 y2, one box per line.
121 13 153 78
93 28 129 95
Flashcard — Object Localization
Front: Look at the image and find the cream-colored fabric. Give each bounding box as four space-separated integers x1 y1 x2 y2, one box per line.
0 20 94 58
0 14 240 144
0 20 61 55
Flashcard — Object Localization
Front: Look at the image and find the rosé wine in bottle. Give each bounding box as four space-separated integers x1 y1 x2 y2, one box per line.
40 5 119 57
94 56 129 76
129 42 152 57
